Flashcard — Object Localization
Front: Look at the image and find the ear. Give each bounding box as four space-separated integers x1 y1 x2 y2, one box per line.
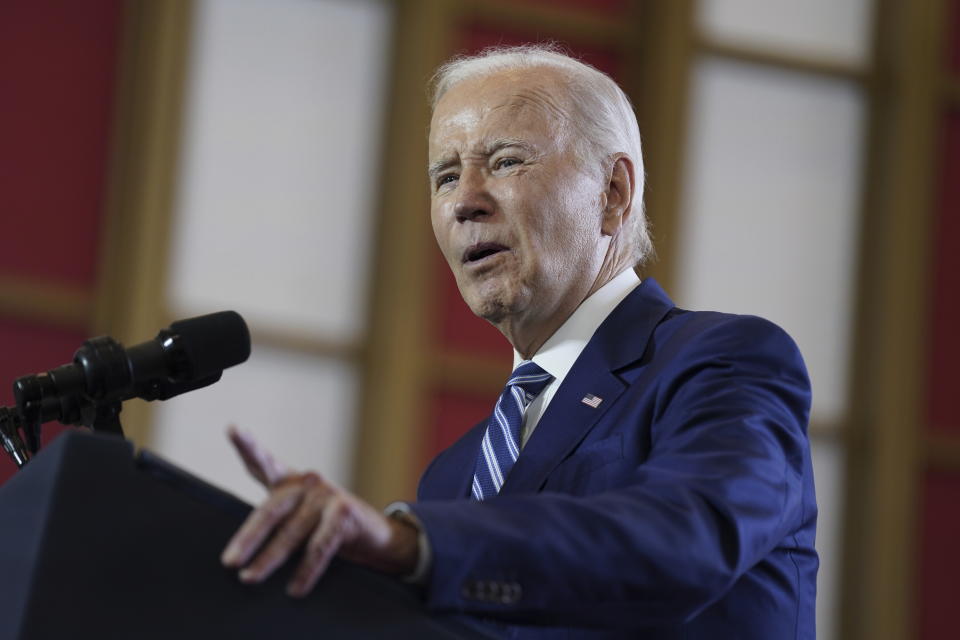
600 154 635 237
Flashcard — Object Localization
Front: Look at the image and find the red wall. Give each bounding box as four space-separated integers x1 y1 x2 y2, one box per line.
916 2 960 634
0 0 123 482
917 104 960 637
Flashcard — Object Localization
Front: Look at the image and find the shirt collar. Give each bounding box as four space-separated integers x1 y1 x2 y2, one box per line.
513 268 642 383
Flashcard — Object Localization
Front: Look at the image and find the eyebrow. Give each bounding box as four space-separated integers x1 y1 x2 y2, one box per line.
427 137 536 179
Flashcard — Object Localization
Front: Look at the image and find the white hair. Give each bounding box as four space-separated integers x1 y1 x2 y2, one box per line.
430 44 653 267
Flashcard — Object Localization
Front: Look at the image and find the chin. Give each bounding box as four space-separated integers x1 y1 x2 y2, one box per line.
462 281 526 324
465 293 509 323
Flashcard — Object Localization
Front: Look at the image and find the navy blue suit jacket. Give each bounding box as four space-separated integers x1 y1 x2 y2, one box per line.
410 279 817 639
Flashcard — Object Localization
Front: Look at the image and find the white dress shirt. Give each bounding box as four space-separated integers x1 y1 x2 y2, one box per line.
389 267 642 583
516 267 642 448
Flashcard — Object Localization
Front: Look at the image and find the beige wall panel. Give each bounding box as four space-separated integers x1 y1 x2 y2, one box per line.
152 0 394 503
675 57 865 427
698 0 874 66
168 0 392 342
150 344 359 503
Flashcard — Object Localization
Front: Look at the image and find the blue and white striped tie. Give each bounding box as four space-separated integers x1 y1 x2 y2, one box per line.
472 361 553 500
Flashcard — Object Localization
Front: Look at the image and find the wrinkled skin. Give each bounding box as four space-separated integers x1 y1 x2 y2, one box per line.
429 67 636 357
220 427 419 596
221 66 637 595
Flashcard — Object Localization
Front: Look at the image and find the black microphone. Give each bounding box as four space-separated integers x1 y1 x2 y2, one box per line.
12 311 250 445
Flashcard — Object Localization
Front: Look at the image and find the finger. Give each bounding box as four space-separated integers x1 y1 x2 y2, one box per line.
227 426 269 485
221 481 305 569
287 495 351 597
238 474 330 584
228 426 291 487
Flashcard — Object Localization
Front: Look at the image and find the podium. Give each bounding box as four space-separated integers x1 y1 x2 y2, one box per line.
0 431 496 639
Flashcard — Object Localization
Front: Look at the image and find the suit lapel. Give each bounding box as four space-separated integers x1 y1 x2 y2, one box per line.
499 278 675 495
501 361 625 494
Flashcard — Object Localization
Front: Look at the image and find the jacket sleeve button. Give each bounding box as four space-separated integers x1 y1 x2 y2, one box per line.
502 582 522 604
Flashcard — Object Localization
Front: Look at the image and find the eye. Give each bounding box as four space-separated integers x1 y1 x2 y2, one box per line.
494 157 521 170
436 173 459 188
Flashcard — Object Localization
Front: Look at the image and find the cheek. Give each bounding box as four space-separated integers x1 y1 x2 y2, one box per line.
430 203 454 259
429 200 444 235
499 171 601 263
534 195 603 275
541 190 598 247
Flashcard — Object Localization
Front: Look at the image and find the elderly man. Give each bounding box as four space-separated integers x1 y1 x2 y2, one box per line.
221 46 817 639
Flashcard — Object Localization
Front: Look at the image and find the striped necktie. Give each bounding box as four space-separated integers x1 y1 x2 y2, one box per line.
472 360 553 500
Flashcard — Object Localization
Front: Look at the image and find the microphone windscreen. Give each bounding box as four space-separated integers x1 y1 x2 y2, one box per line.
169 311 251 379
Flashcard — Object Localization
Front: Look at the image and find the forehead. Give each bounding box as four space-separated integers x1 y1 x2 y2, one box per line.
428 69 571 152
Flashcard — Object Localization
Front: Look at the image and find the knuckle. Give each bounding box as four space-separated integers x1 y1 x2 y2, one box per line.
263 501 289 521
308 532 340 561
276 525 301 547
328 495 349 518
301 471 322 484
303 487 329 510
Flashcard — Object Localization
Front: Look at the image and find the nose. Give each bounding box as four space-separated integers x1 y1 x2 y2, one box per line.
452 167 494 223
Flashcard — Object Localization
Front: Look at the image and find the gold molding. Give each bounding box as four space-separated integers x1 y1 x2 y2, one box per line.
636 0 696 292
839 0 948 638
696 37 871 84
924 431 960 471
94 0 194 446
807 420 848 443
352 0 455 507
155 308 364 362
449 0 633 46
944 75 960 105
428 350 510 396
249 327 362 363
0 275 93 329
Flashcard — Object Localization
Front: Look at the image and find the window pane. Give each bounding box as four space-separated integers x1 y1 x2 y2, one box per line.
150 345 359 503
698 0 874 67
168 0 393 343
675 57 865 426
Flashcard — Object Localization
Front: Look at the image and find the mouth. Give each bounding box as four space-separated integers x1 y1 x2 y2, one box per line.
462 242 509 265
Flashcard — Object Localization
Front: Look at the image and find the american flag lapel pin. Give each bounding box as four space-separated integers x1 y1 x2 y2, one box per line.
581 393 603 408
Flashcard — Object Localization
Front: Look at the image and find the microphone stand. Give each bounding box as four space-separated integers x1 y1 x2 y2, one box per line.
2 388 125 471
90 401 124 436
0 407 31 468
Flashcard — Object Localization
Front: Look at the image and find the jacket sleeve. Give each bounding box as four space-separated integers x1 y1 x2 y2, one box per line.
407 316 813 630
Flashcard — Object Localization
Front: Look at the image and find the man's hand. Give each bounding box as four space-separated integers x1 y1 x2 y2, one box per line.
220 427 420 597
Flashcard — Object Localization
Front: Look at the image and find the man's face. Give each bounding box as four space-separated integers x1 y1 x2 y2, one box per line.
429 69 608 332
